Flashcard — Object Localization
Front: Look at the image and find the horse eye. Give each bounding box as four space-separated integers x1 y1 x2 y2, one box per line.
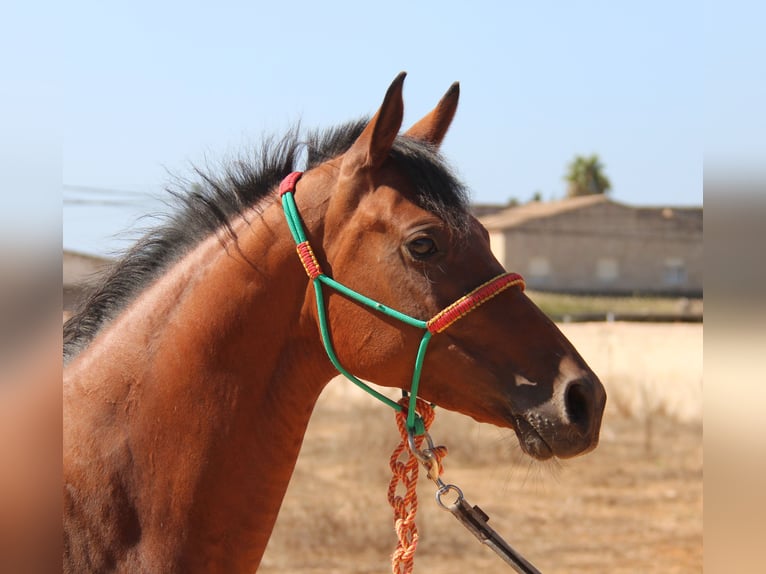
407 237 438 259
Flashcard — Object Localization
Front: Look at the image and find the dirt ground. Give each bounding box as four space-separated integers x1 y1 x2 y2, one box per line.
259 323 703 573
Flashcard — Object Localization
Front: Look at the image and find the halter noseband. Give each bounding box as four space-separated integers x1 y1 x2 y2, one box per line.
279 171 525 433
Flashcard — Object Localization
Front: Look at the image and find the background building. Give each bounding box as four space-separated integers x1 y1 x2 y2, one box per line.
479 195 702 296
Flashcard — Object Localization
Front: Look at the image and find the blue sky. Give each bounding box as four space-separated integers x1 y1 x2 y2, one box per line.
6 1 749 255
63 1 703 203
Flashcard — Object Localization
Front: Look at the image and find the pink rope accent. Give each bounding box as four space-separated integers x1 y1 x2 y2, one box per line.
278 171 303 196
427 272 525 334
296 241 323 279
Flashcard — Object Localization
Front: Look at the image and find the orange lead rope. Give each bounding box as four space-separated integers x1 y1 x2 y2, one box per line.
387 397 544 574
388 398 447 574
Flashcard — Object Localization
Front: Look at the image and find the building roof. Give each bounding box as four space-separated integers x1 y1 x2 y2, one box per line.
479 194 703 231
479 194 611 230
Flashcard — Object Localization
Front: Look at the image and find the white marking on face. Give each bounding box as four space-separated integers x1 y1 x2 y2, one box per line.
514 374 538 387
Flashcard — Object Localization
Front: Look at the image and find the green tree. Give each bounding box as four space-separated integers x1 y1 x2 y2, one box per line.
564 154 612 197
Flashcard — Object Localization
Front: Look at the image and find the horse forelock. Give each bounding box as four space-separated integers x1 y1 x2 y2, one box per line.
63 119 470 361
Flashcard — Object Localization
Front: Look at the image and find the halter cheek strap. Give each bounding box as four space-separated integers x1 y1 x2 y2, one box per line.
279 171 525 432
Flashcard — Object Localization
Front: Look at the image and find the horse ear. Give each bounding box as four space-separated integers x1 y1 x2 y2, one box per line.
342 72 406 173
404 81 459 148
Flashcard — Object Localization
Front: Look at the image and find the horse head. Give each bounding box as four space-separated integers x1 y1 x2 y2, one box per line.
291 73 606 460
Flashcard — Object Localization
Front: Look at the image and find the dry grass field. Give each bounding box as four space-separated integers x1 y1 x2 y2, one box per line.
260 322 703 573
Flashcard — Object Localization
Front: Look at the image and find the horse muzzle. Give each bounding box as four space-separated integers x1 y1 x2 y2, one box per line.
513 374 606 461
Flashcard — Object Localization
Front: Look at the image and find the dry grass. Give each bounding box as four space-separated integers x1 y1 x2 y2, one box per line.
260 322 703 573
526 291 703 320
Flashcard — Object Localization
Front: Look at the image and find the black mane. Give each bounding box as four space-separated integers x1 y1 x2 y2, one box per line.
63 119 469 361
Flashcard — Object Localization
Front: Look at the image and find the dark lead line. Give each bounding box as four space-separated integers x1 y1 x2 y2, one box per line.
445 497 542 574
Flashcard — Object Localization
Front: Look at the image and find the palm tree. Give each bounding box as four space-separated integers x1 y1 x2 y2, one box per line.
564 154 612 197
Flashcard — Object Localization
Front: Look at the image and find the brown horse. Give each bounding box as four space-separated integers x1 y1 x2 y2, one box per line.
63 73 606 573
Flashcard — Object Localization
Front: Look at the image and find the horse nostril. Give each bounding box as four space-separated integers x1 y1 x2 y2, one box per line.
564 380 591 434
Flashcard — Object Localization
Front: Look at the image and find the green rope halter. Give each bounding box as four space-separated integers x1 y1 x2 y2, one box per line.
279 171 525 434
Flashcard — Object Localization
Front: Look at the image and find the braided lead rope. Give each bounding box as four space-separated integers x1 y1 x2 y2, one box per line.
388 398 447 574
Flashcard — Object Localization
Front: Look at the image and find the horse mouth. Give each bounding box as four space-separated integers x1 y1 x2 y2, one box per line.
513 415 554 460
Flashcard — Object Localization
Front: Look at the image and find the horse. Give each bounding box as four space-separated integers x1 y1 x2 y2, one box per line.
63 72 606 573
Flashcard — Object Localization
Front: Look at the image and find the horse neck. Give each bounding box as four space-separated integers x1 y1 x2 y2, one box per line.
64 198 337 573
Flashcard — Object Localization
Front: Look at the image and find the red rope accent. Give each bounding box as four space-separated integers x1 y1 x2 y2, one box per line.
388 398 447 574
278 171 303 196
296 241 323 279
427 272 525 334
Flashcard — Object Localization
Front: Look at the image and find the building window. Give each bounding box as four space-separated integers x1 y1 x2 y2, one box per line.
596 258 619 282
528 257 551 278
663 258 687 286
